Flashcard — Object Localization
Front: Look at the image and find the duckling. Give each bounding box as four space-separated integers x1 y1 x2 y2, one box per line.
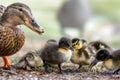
0 3 44 67
88 41 111 55
13 51 43 70
90 48 120 74
71 38 90 71
40 37 73 74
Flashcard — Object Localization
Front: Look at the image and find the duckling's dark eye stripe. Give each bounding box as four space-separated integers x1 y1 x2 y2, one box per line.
72 41 79 46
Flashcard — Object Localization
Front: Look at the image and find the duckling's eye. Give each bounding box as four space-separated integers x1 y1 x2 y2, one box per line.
18 8 23 12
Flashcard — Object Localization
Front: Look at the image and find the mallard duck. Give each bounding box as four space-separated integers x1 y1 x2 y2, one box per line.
39 37 73 74
13 51 43 70
90 49 120 74
71 38 91 71
57 0 91 37
0 3 44 67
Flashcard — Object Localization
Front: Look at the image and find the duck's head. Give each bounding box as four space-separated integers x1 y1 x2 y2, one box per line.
72 38 83 50
90 49 112 68
59 37 73 51
1 3 44 34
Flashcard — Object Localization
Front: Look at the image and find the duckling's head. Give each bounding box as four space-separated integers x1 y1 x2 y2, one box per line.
72 38 83 50
90 49 111 68
1 3 44 34
59 37 73 51
95 49 111 61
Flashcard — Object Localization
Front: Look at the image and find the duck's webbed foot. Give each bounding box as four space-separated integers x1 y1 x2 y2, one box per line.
2 56 11 67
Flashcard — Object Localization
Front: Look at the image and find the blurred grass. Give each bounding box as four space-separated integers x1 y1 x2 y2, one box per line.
89 0 120 21
1 0 65 39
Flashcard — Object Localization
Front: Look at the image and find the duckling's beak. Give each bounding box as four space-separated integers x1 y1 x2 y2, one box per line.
89 58 98 69
24 18 44 34
68 46 74 51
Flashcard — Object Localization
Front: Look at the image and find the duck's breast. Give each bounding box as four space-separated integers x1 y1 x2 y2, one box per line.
0 26 25 56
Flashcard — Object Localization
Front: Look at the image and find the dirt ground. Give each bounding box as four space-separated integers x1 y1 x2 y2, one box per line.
0 37 120 80
0 65 120 80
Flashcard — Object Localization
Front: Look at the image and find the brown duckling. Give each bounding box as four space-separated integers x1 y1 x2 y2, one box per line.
0 3 44 67
13 51 43 70
90 49 120 74
40 37 73 74
71 38 90 71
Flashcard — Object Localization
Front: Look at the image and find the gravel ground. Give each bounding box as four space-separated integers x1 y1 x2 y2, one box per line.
0 64 120 80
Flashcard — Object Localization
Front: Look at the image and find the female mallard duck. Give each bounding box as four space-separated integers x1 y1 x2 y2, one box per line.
71 38 91 71
13 51 43 70
0 3 44 67
39 37 73 74
90 49 120 74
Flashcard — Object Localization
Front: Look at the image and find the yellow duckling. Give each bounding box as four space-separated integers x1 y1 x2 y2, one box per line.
71 38 90 71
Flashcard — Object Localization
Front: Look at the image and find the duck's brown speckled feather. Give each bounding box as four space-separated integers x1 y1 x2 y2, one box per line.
0 26 25 56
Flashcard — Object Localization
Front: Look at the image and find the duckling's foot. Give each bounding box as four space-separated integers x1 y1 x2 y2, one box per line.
45 68 51 73
58 71 64 74
44 65 51 73
75 68 81 72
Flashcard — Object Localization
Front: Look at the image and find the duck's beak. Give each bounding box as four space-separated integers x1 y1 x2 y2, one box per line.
24 18 44 34
89 58 98 69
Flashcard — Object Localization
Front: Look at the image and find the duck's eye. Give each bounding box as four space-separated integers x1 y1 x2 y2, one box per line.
18 8 23 11
31 19 35 23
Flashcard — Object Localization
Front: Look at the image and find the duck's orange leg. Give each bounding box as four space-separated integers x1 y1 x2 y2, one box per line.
2 56 11 67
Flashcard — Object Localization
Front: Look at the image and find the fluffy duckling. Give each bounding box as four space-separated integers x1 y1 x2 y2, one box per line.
71 38 90 71
13 51 43 70
88 41 111 55
0 3 44 67
90 49 120 74
40 37 73 74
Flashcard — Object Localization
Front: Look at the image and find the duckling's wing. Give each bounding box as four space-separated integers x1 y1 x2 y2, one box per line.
78 47 89 59
40 43 58 60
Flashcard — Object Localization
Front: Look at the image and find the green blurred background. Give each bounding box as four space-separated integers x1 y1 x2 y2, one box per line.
1 0 120 63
